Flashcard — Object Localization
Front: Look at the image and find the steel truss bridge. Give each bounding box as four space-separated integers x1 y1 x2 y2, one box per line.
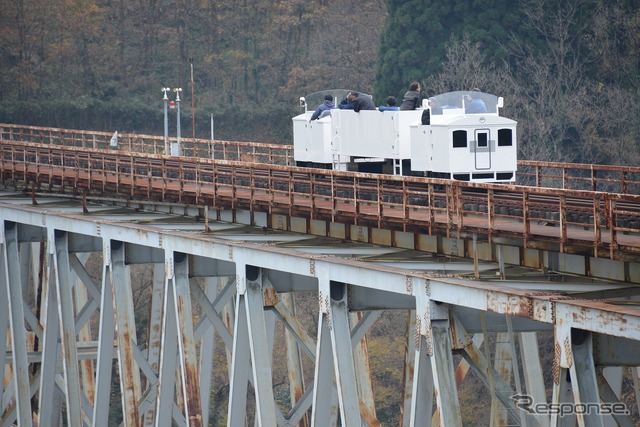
1 123 640 427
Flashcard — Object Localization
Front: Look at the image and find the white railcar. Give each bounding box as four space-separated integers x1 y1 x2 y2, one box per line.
292 89 517 182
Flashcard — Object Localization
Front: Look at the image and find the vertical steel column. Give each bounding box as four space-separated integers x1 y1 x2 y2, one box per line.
632 368 640 423
350 311 380 426
550 325 577 427
228 264 279 426
569 330 604 427
327 281 360 426
520 332 550 427
18 242 31 306
111 241 142 425
491 332 512 426
0 228 8 415
409 332 434 427
311 297 339 427
197 277 218 427
408 282 434 427
72 253 96 409
2 221 33 426
51 230 83 425
173 253 203 426
281 292 310 427
243 265 277 425
431 318 463 427
433 333 485 426
155 252 179 426
227 270 251 425
602 367 622 427
143 263 165 427
401 310 416 427
92 241 116 427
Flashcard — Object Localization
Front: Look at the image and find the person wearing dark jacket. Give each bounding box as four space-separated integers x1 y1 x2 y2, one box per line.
310 94 335 120
338 92 376 112
399 81 423 111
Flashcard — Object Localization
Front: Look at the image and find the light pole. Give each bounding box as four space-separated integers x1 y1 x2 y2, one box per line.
172 87 183 156
211 113 216 159
162 87 170 154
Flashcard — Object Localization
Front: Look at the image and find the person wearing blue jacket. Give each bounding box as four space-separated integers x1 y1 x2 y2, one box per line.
310 94 335 120
464 89 487 114
379 96 399 111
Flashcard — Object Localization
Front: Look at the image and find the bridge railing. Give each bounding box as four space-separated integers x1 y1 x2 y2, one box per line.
3 123 640 195
0 123 293 166
517 160 640 195
2 140 640 260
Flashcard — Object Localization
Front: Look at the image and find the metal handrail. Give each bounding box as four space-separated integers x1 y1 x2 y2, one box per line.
3 123 640 194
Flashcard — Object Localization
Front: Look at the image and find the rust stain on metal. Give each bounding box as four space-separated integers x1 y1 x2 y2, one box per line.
119 331 140 424
405 276 412 294
449 318 470 350
262 286 279 306
423 314 433 357
486 293 535 319
360 401 383 427
414 314 421 349
563 336 573 369
553 340 561 385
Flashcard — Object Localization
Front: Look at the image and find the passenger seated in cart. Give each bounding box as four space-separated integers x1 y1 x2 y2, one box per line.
464 89 487 114
338 92 376 112
310 94 335 121
378 96 399 111
428 97 442 114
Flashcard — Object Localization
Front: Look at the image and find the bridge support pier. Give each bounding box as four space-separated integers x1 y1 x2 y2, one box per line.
228 265 277 426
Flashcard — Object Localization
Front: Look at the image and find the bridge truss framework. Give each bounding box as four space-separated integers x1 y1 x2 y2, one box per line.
1 192 640 427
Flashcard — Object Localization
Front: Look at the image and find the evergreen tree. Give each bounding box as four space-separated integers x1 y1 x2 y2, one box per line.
374 0 522 101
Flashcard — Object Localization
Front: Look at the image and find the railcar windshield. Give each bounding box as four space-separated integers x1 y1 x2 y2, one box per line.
428 91 501 115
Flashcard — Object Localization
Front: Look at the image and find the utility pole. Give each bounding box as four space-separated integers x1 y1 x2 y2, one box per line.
173 87 182 156
162 87 171 154
190 58 196 139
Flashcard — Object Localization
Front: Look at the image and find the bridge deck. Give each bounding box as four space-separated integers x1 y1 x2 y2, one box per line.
2 138 640 262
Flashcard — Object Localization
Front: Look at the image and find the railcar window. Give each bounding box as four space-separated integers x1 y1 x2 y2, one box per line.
498 129 513 146
477 132 488 147
452 130 467 148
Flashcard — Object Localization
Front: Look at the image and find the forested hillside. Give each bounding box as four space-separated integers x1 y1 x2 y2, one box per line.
0 0 639 162
0 0 385 143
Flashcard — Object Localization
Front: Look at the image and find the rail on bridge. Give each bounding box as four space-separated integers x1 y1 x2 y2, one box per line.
2 124 640 426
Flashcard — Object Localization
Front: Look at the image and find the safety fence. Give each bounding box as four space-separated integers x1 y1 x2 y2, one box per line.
3 123 640 194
